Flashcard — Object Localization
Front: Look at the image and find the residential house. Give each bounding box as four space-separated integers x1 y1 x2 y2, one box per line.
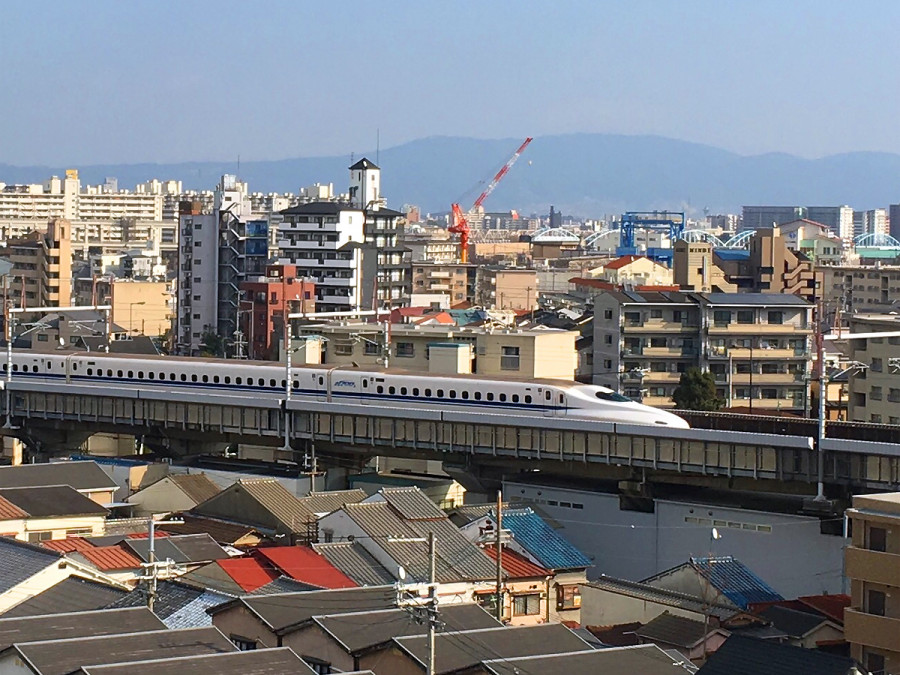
156 514 264 548
0 626 236 675
457 506 592 624
589 255 674 287
190 479 318 542
476 644 700 675
252 546 356 589
0 576 127 618
0 486 108 543
579 575 743 628
635 611 730 662
78 648 318 675
312 541 398 587
209 586 397 651
0 461 117 506
480 545 553 626
281 605 500 673
0 607 163 652
696 635 865 675
107 580 230 629
753 605 844 649
643 556 783 612
124 474 221 517
357 624 593 675
318 487 497 602
67 546 143 585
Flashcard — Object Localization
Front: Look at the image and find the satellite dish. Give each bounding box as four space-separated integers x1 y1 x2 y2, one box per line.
398 566 406 581
711 527 721 541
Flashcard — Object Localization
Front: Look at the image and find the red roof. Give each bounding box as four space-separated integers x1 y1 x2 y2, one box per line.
568 278 615 290
42 537 96 553
482 545 549 579
78 545 142 571
218 556 279 592
254 546 356 589
0 496 28 520
414 312 455 325
798 594 850 625
604 255 646 270
126 531 170 539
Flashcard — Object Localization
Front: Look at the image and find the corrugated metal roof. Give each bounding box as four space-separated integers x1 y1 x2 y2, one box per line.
170 474 221 505
696 634 860 675
0 495 29 519
0 607 164 652
312 541 397 587
157 515 260 545
0 485 108 518
482 545 550 579
41 537 96 554
378 487 447 520
583 576 739 620
634 611 709 648
298 489 367 516
79 647 309 675
500 508 592 571
236 479 314 531
0 461 117 491
77 545 142 571
689 556 782 610
254 546 356 589
217 557 279 592
343 501 495 583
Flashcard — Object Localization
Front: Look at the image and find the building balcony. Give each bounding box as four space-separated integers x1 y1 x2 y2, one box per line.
318 277 355 287
643 347 697 357
708 324 808 335
428 283 451 291
642 372 683 383
277 240 340 250
845 609 900 653
708 347 802 359
639 395 674 408
624 321 699 332
729 373 804 385
320 294 354 304
846 546 900 587
428 271 452 279
748 398 803 410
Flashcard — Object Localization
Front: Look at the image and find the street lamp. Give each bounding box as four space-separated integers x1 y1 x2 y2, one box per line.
129 301 146 336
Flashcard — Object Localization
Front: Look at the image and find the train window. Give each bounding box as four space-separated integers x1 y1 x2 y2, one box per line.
462 391 469 400
449 390 456 398
116 370 122 377
138 371 143 378
159 372 166 379
258 378 265 386
487 392 494 401
413 388 419 396
86 368 92 375
191 374 197 382
318 377 324 386
270 379 276 387
21 365 28 373
400 387 407 395
425 388 432 397
107 369 113 377
214 375 220 383
147 371 153 379
512 394 519 403
377 385 384 394
363 380 369 389
595 391 632 402
72 363 77 371
437 389 444 397
525 395 532 404
237 377 244 385
545 391 552 400
499 393 507 402
224 376 231 384
292 380 298 390
128 371 134 378
169 373 176 381
203 375 209 383
474 392 481 400
389 386 396 395
12 365 18 372
559 394 564 403
180 374 187 382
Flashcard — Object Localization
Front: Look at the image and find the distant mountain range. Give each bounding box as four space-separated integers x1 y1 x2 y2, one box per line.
3 134 900 218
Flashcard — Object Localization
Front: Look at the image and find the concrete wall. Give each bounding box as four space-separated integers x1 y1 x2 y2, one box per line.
125 477 202 516
504 480 846 598
110 280 171 337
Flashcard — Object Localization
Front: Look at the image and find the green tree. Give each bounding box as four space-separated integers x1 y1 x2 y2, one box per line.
200 328 225 358
672 367 723 411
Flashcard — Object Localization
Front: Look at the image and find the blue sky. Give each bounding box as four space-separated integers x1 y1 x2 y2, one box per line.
1 0 898 165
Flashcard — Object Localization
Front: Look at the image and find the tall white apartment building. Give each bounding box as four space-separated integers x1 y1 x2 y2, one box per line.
277 202 375 314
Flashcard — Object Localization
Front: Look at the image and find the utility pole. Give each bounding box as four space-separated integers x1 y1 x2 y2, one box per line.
495 490 503 623
815 295 827 502
394 533 439 675
427 531 437 675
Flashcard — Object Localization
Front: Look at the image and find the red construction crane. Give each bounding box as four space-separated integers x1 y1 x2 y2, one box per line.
450 137 532 263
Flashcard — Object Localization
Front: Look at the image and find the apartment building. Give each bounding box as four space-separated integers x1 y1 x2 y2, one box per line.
592 291 812 412
0 218 72 308
295 322 578 380
672 241 737 292
411 262 477 305
819 264 900 316
109 280 172 337
277 201 375 314
845 492 900 674
239 264 316 360
364 207 410 307
844 314 900 424
475 267 539 310
403 232 459 264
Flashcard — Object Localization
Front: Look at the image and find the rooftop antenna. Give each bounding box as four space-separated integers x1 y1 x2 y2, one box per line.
236 154 240 178
376 128 380 166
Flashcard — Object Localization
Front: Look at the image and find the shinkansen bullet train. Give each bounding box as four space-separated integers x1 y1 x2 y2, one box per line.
6 351 689 428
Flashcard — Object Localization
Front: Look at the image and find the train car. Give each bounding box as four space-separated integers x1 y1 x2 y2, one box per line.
5 351 689 428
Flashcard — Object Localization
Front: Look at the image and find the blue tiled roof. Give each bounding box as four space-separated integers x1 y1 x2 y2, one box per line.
691 556 782 609
500 508 592 570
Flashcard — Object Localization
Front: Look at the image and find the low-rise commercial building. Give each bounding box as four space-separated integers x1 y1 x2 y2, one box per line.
475 267 539 310
411 262 477 305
